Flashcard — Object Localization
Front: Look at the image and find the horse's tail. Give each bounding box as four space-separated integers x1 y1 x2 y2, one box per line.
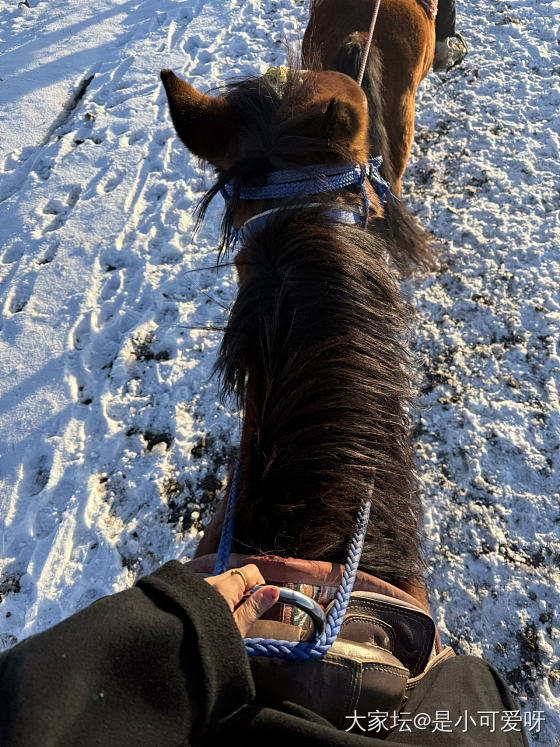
330 34 437 276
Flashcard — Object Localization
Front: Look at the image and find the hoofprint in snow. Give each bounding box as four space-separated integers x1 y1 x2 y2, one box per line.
0 0 558 742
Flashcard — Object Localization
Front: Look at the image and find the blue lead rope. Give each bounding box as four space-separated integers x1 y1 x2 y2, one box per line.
213 461 240 577
212 462 372 660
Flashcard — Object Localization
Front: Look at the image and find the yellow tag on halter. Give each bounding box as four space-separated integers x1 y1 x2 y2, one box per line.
264 65 289 94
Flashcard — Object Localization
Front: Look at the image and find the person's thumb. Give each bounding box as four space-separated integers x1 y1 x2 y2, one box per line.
234 586 280 637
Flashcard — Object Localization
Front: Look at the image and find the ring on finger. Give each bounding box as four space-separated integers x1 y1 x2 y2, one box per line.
230 568 248 588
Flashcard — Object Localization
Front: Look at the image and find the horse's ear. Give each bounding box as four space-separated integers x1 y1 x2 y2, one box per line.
322 97 363 149
160 70 235 168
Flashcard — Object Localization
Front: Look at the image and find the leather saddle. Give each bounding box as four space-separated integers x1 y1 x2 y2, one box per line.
187 554 454 735
248 591 453 734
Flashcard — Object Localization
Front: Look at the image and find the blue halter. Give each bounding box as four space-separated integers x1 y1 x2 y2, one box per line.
221 156 392 239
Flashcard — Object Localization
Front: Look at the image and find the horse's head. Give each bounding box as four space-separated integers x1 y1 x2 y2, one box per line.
160 67 370 170
160 67 379 263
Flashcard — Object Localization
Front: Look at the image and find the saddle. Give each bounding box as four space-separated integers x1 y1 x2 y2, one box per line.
187 554 454 735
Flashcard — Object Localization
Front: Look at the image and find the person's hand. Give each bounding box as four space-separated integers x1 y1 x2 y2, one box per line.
204 564 280 637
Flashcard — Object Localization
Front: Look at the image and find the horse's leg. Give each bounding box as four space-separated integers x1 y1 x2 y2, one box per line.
375 6 435 194
383 88 417 196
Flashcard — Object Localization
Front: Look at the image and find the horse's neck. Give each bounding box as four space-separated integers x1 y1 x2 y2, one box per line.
214 217 423 584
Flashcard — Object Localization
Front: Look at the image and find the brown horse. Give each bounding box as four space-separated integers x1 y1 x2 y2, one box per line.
160 73 429 609
303 0 436 197
160 0 437 607
303 0 437 272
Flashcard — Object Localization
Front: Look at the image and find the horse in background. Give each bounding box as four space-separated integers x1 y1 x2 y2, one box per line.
303 0 436 195
162 2 436 276
303 0 437 270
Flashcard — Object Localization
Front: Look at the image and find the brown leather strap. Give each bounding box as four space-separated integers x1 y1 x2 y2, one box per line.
341 593 436 677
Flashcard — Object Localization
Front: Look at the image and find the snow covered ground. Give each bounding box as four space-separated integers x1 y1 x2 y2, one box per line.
0 0 558 742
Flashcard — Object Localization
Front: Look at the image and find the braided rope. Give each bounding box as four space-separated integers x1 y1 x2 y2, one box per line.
211 460 372 659
253 161 362 185
309 0 382 89
357 0 382 87
212 461 240 576
212 461 372 659
221 158 390 214
244 499 371 659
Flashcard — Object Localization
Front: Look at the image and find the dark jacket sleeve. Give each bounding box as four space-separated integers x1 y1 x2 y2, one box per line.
0 561 254 747
0 561 528 747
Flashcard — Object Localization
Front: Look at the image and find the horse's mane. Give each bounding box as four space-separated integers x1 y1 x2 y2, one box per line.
215 209 424 583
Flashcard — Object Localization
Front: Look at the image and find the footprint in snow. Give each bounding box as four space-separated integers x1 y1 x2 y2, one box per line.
40 184 81 232
67 184 81 207
19 450 52 497
34 158 52 182
36 240 59 265
1 240 24 264
99 170 125 194
71 313 91 351
183 34 207 53
6 276 33 314
101 271 121 301
125 130 146 146
33 503 59 540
